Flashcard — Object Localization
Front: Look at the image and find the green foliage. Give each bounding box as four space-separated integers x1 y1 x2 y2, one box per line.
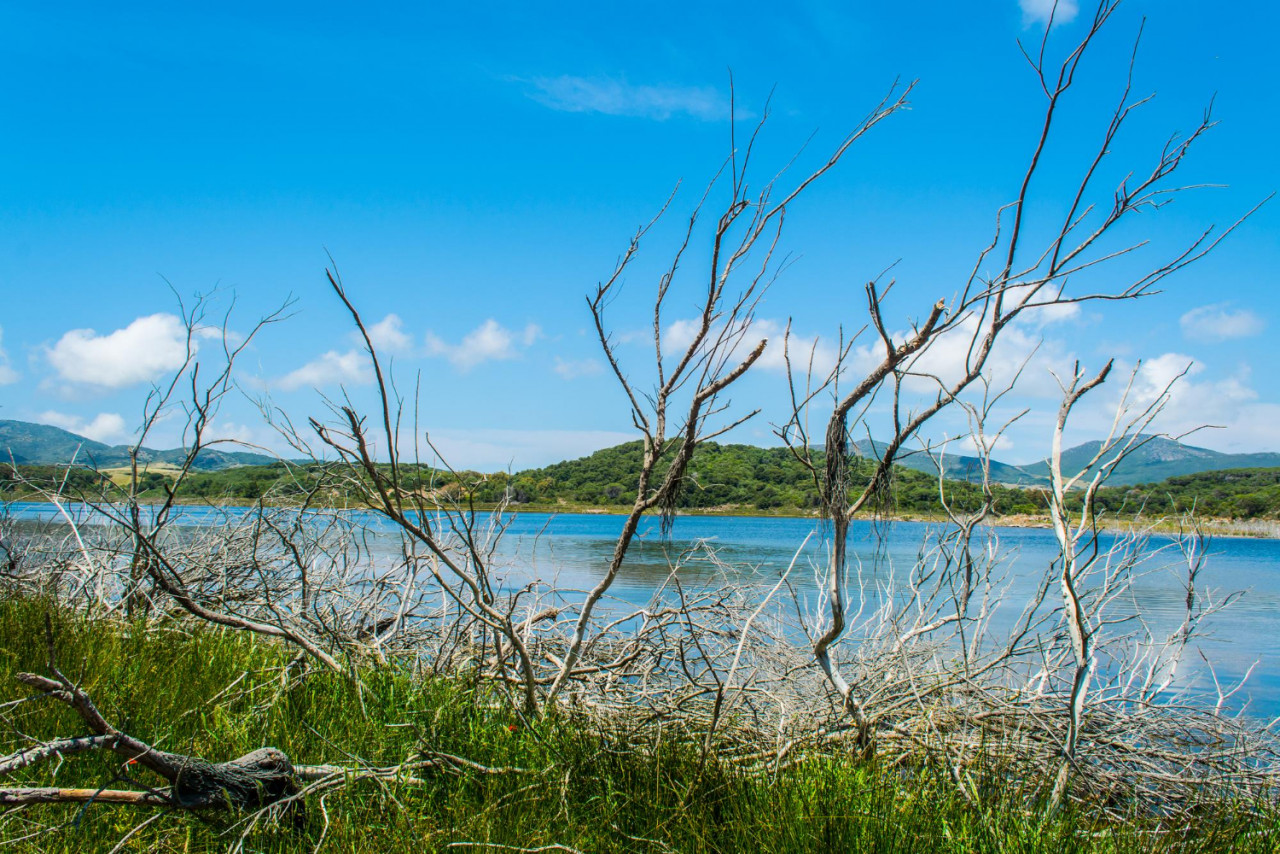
1089 468 1280 520
5 445 1278 520
496 441 1049 516
175 462 307 501
0 598 1273 852
0 465 115 498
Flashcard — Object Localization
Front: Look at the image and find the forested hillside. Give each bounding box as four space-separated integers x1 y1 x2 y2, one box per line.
1090 468 1280 520
0 442 1039 518
5 439 1278 520
474 441 1043 515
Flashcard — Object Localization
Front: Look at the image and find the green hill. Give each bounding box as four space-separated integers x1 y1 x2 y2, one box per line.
0 419 276 471
0 419 118 466
8 416 1274 489
1022 435 1280 487
5 418 1278 519
458 441 1042 516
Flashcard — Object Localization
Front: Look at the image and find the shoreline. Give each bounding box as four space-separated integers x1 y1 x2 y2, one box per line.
7 494 1277 539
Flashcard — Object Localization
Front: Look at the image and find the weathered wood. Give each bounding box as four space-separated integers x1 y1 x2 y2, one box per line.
11 670 298 810
16 671 193 781
0 735 113 776
0 749 300 811
0 787 175 807
169 747 297 808
4 668 521 814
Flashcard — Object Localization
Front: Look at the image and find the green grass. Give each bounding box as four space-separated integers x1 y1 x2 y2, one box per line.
0 598 1274 852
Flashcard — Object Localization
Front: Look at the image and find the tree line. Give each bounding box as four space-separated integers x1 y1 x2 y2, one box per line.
5 444 1278 520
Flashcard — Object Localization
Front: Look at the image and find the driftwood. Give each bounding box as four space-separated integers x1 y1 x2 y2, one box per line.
0 669 297 810
0 664 538 816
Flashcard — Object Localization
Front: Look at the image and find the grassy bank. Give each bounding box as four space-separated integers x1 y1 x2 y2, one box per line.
0 598 1275 852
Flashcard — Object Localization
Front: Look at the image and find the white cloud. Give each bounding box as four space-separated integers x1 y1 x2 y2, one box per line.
751 321 839 379
971 432 1016 457
522 76 731 121
36 411 129 444
277 349 371 391
661 294 1082 395
0 327 18 385
1003 283 1082 327
46 313 192 388
1019 0 1079 26
1054 353 1280 453
1128 353 1205 406
1179 303 1265 343
1124 355 1269 445
661 319 701 355
554 356 604 380
361 313 413 354
425 320 541 370
660 317 840 380
201 421 293 458
874 312 1078 399
1201 402 1280 453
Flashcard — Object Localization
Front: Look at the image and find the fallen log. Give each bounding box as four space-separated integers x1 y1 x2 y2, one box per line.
1 669 297 810
0 668 536 812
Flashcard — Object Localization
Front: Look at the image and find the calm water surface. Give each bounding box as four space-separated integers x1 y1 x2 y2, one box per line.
10 503 1279 716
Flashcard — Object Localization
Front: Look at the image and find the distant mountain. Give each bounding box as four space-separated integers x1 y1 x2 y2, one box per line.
6 417 1274 489
0 420 276 471
1022 435 1280 487
852 439 1046 486
851 434 1280 488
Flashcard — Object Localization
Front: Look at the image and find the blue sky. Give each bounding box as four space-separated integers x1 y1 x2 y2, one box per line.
1 0 1276 470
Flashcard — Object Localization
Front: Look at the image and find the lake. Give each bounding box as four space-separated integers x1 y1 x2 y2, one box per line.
8 502 1279 717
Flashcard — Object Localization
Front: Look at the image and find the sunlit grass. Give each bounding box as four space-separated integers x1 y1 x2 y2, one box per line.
0 598 1273 852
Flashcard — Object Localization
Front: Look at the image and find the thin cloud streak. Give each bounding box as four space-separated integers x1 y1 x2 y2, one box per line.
554 356 604 379
422 428 635 471
521 75 732 121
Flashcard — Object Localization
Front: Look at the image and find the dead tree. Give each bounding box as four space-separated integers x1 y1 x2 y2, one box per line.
109 292 291 620
306 81 915 718
1041 359 1198 807
778 0 1263 752
0 294 395 677
3 1 1273 835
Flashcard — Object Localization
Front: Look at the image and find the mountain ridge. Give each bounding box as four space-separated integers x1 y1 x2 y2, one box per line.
850 434 1280 487
0 420 276 471
3 419 1277 487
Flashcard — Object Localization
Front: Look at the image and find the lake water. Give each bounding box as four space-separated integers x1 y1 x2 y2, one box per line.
8 502 1279 717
